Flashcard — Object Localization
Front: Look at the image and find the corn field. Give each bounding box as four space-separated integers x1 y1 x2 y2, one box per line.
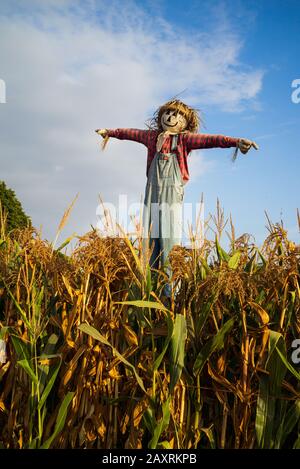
0 201 300 449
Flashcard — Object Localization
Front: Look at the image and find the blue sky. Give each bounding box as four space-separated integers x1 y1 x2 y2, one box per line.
163 0 300 244
0 0 299 248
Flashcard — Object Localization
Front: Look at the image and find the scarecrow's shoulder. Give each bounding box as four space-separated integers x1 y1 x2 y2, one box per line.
179 130 195 141
146 129 160 140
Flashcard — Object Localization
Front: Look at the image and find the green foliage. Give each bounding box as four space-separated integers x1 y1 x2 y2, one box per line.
0 180 31 232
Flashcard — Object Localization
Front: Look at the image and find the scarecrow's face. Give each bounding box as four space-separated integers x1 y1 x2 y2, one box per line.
160 109 187 133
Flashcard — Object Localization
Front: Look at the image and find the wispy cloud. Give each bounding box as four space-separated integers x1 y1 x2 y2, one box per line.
0 0 264 240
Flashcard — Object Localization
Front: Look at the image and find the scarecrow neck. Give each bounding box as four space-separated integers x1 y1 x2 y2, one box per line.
156 130 186 152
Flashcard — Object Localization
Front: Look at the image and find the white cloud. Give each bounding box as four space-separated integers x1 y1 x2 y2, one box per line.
0 0 264 241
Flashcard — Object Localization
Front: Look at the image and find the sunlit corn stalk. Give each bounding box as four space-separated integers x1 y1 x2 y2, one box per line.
51 193 78 252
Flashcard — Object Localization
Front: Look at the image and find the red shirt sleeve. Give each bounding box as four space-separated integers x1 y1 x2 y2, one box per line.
184 133 239 152
106 128 151 147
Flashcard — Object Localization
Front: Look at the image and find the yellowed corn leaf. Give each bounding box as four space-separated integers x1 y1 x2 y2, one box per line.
88 366 96 376
66 339 76 349
248 301 269 325
93 345 101 353
61 303 68 336
62 275 74 300
38 358 51 366
62 368 73 387
108 367 122 380
133 398 148 428
0 361 10 380
207 362 244 401
258 329 270 364
121 412 130 434
249 338 256 369
0 399 6 411
138 362 147 372
61 345 87 386
123 323 138 347
217 353 226 374
95 419 106 440
18 429 23 449
109 321 119 330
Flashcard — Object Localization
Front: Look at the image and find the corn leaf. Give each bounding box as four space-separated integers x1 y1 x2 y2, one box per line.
275 346 300 381
11 335 31 361
38 333 59 391
145 264 152 298
0 326 9 340
78 323 146 393
169 314 187 392
4 284 31 330
38 359 62 411
154 309 174 371
274 400 288 449
56 233 76 252
228 251 241 270
293 435 300 449
215 237 230 262
244 251 257 273
201 425 216 449
41 392 74 449
122 235 145 280
17 359 38 384
115 300 169 312
257 249 266 267
195 291 218 337
255 375 269 448
276 400 300 448
143 407 156 434
149 397 171 449
255 331 287 448
200 257 212 274
193 317 235 376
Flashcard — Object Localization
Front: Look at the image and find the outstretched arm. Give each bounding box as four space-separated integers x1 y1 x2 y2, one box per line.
95 128 151 146
185 133 258 154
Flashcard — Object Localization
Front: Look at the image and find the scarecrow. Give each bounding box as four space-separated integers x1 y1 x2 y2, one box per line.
96 99 258 298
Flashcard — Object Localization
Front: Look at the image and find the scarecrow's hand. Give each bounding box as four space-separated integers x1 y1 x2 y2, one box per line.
238 138 259 154
95 128 108 138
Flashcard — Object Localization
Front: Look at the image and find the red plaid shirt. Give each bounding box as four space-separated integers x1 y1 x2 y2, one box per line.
107 128 238 183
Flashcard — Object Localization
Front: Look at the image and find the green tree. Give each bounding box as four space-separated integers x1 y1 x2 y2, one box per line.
0 181 31 232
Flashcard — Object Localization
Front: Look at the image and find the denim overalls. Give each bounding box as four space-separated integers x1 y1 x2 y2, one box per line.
142 135 184 297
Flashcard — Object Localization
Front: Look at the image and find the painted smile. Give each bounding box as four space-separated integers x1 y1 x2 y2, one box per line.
163 119 179 127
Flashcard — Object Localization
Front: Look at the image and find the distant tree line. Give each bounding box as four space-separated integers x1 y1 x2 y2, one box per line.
0 181 31 232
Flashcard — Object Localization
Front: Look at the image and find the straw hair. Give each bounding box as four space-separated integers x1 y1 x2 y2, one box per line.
101 134 110 151
147 99 201 133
